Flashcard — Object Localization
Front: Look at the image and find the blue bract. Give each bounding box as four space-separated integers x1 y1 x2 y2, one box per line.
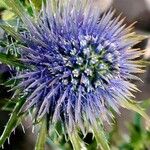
2 0 143 147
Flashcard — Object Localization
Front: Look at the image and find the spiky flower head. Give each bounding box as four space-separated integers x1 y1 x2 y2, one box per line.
0 0 144 149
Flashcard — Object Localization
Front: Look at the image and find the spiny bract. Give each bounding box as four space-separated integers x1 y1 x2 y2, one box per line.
4 0 143 142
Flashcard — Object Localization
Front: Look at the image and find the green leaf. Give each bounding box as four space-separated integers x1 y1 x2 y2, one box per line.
47 122 71 150
35 118 47 150
30 0 42 10
1 10 15 21
2 100 17 112
3 0 30 20
69 131 83 150
3 0 38 36
0 23 22 41
0 53 26 69
93 124 110 150
0 97 25 147
4 78 19 87
0 41 7 47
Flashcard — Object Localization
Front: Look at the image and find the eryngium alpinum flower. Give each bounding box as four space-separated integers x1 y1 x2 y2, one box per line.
3 0 143 146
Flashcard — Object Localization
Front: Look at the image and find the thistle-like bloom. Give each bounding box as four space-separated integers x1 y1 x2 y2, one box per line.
1 0 143 148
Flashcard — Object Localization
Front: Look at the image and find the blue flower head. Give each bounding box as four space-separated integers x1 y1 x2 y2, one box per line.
1 0 144 149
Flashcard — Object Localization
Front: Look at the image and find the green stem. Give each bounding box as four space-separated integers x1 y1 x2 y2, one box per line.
35 118 47 150
0 98 25 147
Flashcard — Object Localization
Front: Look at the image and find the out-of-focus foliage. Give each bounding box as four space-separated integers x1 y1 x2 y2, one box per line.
109 100 150 150
0 0 7 8
120 114 150 150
